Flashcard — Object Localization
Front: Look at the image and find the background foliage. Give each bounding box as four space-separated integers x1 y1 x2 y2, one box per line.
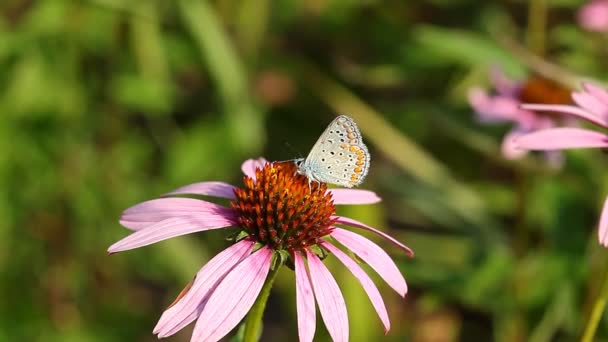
1 0 607 341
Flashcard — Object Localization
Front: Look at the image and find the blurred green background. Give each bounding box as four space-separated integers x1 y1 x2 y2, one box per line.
2 0 608 341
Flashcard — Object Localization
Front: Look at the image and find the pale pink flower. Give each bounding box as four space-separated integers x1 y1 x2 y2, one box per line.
109 158 413 342
514 83 608 246
468 67 573 165
578 0 608 32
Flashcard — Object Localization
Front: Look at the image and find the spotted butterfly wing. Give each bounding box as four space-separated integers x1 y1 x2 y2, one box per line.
297 115 370 188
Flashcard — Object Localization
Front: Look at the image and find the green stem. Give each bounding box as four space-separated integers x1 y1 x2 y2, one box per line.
581 263 608 342
242 260 282 342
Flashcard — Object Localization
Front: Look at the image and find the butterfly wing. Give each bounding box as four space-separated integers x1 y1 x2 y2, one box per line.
301 115 370 187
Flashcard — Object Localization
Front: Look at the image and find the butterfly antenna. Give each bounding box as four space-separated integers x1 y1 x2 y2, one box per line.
278 142 304 163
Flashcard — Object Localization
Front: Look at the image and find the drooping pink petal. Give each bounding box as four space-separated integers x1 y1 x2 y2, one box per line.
191 247 273 342
332 216 414 257
330 228 408 297
521 104 608 127
501 130 529 160
328 189 381 205
572 91 608 118
294 252 316 342
108 215 236 253
241 158 268 179
154 239 255 337
599 197 608 247
583 83 608 107
321 241 390 333
163 181 237 199
514 128 608 150
120 198 234 230
305 249 348 342
118 220 153 230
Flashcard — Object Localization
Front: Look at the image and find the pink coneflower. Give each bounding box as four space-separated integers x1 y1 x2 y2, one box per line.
578 0 608 32
108 158 413 341
513 83 608 246
468 67 573 165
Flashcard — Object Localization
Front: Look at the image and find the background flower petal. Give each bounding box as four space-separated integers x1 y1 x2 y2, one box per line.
583 83 608 106
191 247 273 342
305 249 349 342
328 189 381 205
331 228 408 297
521 104 608 127
515 128 608 150
154 239 255 337
163 181 237 199
578 0 608 32
501 130 529 160
489 65 520 96
294 252 316 342
572 91 608 117
108 215 236 253
468 87 521 123
321 241 390 333
333 216 414 257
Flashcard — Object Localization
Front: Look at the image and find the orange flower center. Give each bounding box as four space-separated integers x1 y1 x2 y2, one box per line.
230 162 337 251
519 75 572 118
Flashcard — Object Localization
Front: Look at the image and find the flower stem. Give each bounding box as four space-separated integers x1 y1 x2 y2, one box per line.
242 260 282 342
581 263 608 342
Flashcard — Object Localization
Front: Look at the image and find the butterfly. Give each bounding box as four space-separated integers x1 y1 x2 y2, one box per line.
295 115 370 188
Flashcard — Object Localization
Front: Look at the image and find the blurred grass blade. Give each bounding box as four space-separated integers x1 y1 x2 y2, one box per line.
131 1 169 82
236 0 270 65
178 0 264 152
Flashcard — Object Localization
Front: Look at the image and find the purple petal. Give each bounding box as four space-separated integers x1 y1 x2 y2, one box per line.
154 239 255 337
294 252 316 342
501 130 529 160
515 128 608 150
489 65 521 96
599 197 608 247
330 228 408 297
332 216 414 257
521 104 608 127
163 181 237 199
305 249 348 342
328 189 381 205
191 247 273 342
321 241 390 333
468 87 520 123
573 91 608 118
120 198 234 230
118 220 152 230
583 83 608 106
578 0 608 32
241 158 268 179
108 215 236 253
